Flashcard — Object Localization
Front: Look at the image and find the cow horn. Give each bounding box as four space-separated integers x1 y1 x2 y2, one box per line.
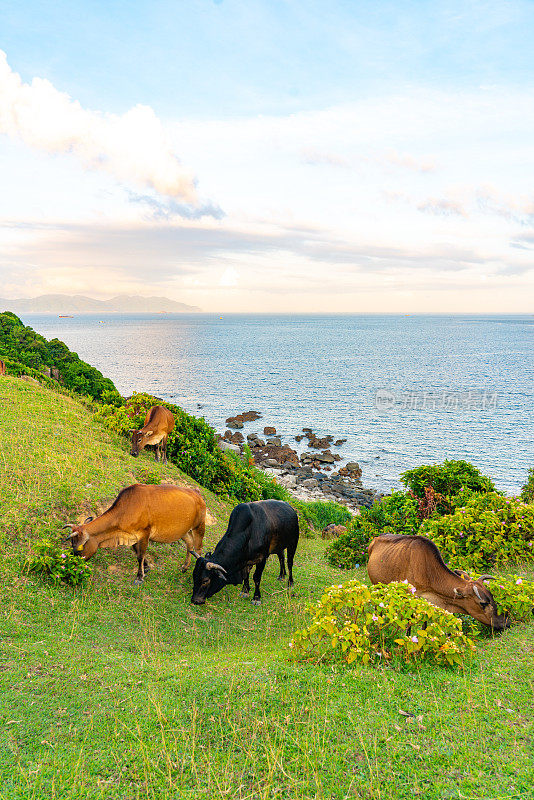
473 585 484 601
66 530 78 540
206 561 227 576
62 524 74 530
478 574 495 582
190 549 201 560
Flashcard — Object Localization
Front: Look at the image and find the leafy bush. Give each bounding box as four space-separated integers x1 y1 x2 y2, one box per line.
0 312 121 402
401 460 496 502
326 491 419 568
482 575 534 623
290 580 475 667
421 493 534 570
25 538 92 586
521 468 534 504
296 500 352 531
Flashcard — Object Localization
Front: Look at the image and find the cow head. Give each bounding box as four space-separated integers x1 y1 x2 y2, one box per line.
191 554 228 605
130 429 153 457
452 577 510 631
62 518 98 558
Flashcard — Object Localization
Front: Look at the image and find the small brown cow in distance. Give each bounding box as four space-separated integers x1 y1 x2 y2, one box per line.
63 483 206 583
367 533 509 631
130 405 174 464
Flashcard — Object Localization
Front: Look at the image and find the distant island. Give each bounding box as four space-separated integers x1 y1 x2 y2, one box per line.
0 294 201 314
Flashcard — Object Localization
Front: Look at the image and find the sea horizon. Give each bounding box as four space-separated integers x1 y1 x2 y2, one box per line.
20 312 534 496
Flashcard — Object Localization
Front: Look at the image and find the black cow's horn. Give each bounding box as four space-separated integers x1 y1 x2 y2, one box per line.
206 561 227 576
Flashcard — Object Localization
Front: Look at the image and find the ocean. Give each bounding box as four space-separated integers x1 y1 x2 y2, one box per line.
21 313 534 495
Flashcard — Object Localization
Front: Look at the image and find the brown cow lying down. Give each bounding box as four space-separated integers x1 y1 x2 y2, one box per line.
367 534 509 631
64 484 206 583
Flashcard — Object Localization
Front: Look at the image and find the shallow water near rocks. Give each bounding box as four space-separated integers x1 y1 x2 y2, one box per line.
22 313 534 495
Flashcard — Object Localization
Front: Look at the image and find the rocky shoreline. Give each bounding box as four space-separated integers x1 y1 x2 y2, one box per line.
217 411 384 514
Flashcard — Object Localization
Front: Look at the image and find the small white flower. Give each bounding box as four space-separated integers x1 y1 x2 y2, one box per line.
379 602 385 608
411 635 418 643
516 578 523 585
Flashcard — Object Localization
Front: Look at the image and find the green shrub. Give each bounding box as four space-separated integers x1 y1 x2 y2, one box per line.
326 491 419 568
295 500 352 531
421 493 534 570
25 538 92 586
0 312 121 402
290 580 475 667
401 460 496 501
477 575 534 623
521 468 534 504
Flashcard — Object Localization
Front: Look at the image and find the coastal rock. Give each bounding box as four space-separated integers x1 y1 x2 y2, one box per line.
334 439 347 447
301 478 319 489
264 426 276 436
218 439 241 454
240 410 262 422
266 437 282 447
226 417 244 429
345 462 362 478
314 451 335 463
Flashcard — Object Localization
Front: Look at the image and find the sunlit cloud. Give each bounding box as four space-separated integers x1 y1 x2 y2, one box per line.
0 50 198 201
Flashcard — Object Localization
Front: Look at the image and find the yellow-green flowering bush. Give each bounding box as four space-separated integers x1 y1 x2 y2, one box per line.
25 538 92 586
421 493 534 570
290 580 475 668
484 575 534 622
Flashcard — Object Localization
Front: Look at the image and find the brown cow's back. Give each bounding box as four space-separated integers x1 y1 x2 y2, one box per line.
92 484 205 545
367 534 453 590
144 405 175 434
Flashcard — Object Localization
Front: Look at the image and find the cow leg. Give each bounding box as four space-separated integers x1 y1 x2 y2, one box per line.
180 531 194 572
133 537 149 585
252 557 268 605
286 541 297 588
241 566 252 598
277 552 287 581
162 435 168 465
154 442 160 463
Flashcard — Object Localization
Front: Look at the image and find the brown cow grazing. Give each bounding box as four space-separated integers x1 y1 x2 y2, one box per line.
63 483 206 583
130 405 174 464
367 534 510 631
0 360 5 376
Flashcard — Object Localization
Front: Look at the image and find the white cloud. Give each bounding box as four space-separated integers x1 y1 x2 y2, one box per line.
0 51 197 201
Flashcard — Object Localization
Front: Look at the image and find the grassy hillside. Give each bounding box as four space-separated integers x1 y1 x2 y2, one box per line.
0 376 533 800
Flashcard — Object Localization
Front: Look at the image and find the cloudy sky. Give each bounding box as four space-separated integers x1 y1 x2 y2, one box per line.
1 0 534 312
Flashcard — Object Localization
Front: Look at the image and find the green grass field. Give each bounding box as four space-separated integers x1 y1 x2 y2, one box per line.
0 376 533 800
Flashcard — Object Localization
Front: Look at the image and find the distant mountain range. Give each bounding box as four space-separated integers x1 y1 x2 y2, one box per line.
0 294 201 314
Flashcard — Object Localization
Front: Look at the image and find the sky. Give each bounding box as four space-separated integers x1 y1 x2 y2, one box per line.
1 0 534 312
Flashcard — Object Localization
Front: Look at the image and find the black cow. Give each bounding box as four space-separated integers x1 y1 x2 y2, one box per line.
191 500 299 605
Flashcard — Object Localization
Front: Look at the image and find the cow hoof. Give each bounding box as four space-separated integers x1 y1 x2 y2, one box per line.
240 591 250 598
252 599 261 606
181 566 189 573
277 575 286 582
133 578 144 586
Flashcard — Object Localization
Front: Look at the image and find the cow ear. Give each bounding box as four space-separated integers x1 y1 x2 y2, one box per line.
453 587 465 599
